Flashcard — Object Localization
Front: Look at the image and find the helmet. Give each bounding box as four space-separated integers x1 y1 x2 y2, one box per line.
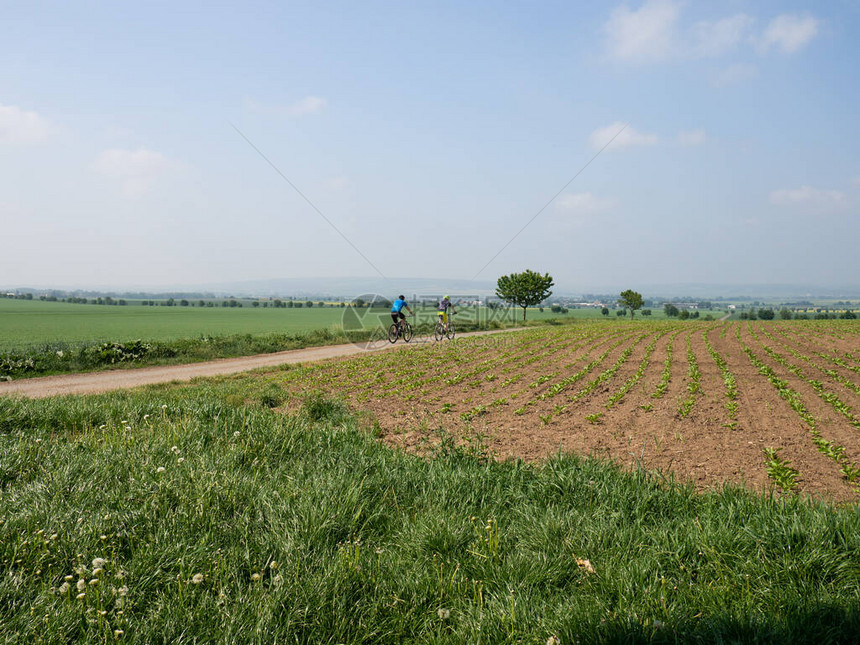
444 294 449 300
398 295 405 300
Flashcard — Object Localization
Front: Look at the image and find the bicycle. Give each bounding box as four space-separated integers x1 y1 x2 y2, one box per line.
434 313 455 341
388 318 414 343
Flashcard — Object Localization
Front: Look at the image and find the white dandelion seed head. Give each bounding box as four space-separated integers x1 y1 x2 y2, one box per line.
251 573 261 581
156 466 165 473
161 404 167 409
114 629 124 637
64 575 74 582
100 535 107 541
92 558 106 569
89 578 99 586
547 637 561 645
233 431 241 438
121 420 128 425
143 414 150 420
99 425 106 430
273 574 283 588
76 579 87 592
76 592 86 600
58 582 70 594
92 568 104 577
177 457 185 464
437 608 450 620
118 585 129 597
171 445 179 453
192 573 204 584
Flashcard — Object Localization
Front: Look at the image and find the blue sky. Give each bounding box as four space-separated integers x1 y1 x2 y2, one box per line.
2 1 858 292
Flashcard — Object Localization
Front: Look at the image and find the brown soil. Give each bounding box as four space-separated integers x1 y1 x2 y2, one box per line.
272 321 860 503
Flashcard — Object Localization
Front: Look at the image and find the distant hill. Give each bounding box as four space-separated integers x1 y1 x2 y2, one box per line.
4 278 859 301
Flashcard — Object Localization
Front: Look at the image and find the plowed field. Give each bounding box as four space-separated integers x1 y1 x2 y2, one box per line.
271 320 860 502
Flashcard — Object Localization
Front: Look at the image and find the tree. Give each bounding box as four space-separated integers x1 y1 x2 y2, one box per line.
601 307 609 316
495 270 554 322
664 303 679 318
617 290 644 319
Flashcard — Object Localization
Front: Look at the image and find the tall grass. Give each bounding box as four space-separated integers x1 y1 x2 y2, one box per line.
1 377 859 643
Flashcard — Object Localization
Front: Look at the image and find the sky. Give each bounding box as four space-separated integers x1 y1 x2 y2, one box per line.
1 0 859 293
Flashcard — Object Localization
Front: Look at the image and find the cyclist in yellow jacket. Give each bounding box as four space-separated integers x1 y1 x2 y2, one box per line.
437 295 456 333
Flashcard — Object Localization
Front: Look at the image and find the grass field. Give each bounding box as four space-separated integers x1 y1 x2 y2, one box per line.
0 298 723 352
0 299 348 350
2 370 859 643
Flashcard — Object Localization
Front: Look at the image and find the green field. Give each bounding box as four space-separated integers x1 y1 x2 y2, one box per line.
0 299 723 352
0 299 348 350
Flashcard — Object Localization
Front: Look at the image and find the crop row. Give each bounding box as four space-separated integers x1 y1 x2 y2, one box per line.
747 325 860 431
735 325 860 487
703 327 739 428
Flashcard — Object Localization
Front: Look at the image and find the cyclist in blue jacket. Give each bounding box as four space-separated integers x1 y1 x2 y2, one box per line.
390 295 413 334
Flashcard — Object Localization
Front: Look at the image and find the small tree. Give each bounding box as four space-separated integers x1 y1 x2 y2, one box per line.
664 303 679 318
617 290 644 319
601 307 609 316
495 270 554 322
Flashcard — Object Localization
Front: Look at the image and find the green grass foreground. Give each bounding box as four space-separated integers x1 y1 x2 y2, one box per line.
1 378 859 643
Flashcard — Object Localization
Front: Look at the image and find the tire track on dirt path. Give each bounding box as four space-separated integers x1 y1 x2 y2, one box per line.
0 327 527 399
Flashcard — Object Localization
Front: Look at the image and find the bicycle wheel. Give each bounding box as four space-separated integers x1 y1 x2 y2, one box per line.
434 320 444 341
388 324 399 343
403 322 414 343
446 323 455 340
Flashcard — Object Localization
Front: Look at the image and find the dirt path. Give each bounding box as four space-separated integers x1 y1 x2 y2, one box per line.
0 328 525 399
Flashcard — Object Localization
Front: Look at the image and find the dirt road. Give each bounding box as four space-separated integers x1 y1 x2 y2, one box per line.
0 328 521 399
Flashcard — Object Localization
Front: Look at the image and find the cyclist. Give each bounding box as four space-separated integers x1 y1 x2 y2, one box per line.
390 295 413 335
437 294 456 333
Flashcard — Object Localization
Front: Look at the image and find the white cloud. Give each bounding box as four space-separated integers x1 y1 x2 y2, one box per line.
556 192 616 212
604 0 680 63
93 148 176 198
588 122 658 151
677 129 706 146
287 96 327 116
689 14 755 58
0 104 52 144
604 4 819 64
769 185 847 210
712 63 758 87
244 95 327 117
757 14 819 53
